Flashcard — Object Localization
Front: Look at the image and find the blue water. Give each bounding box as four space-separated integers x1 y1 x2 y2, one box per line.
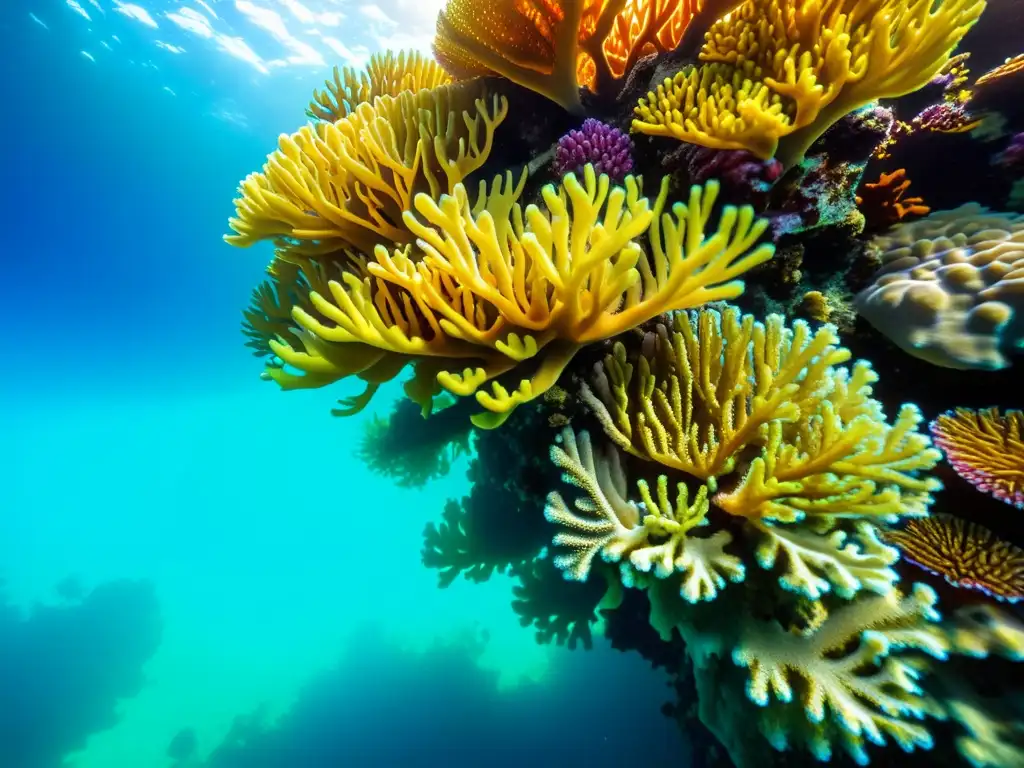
0 1 685 765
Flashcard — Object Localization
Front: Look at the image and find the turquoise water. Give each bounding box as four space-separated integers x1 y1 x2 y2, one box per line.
0 2 684 765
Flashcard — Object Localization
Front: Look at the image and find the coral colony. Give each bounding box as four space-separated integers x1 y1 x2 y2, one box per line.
224 2 1024 766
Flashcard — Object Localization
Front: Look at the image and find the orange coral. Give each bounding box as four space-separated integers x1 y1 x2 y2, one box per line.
578 0 744 91
856 169 930 230
884 514 1024 602
930 408 1024 509
433 0 626 113
975 53 1024 88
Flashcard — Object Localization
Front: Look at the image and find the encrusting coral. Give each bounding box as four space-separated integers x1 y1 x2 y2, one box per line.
632 0 986 167
930 408 1024 509
854 204 1024 371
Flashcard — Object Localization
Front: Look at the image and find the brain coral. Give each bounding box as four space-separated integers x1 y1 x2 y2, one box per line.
853 203 1024 369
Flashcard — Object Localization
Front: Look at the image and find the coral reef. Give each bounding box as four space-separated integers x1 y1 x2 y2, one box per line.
224 0 1024 761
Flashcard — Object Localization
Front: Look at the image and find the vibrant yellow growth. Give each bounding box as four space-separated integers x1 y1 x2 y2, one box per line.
633 0 986 166
226 82 508 257
306 50 453 122
278 165 775 427
578 307 942 599
433 0 626 113
633 62 798 159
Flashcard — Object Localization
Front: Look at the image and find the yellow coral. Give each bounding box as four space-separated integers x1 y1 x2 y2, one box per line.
578 307 942 599
307 50 453 122
634 0 986 166
280 165 775 427
226 82 508 257
433 0 626 112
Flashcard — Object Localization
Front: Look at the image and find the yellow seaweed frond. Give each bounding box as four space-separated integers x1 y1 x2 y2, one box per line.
307 49 453 122
226 82 508 257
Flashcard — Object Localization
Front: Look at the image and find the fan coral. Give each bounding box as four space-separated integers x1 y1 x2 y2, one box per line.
226 82 509 257
632 0 986 167
854 204 1024 370
432 0 626 113
548 307 941 603
306 50 452 122
278 166 775 426
884 514 1024 602
553 118 634 181
856 169 930 231
930 407 1024 509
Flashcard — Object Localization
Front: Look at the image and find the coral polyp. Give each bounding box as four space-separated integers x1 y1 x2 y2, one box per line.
930 408 1024 509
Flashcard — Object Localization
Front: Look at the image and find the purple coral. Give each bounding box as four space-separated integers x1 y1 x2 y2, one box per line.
672 144 783 196
995 133 1024 171
553 118 634 182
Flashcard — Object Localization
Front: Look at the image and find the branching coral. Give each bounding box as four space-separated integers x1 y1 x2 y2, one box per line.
633 0 986 167
930 408 1024 509
433 0 626 113
278 165 774 425
356 395 474 488
856 169 930 231
226 81 509 257
306 50 453 122
854 204 1024 370
732 584 946 764
511 555 624 649
550 307 941 604
884 514 1024 602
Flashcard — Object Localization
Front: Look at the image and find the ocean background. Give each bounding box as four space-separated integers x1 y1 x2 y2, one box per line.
0 0 685 765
